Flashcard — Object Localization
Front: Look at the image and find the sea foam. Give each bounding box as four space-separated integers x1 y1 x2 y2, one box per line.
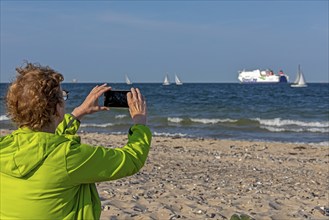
0 115 9 121
80 123 114 128
191 118 237 124
115 114 128 119
254 118 329 128
153 131 187 137
168 117 184 123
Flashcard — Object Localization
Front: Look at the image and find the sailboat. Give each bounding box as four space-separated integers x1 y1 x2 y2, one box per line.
291 65 307 87
175 74 183 85
125 74 132 85
163 74 170 85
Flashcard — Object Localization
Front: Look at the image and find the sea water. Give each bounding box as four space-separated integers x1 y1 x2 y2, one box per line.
1 83 328 144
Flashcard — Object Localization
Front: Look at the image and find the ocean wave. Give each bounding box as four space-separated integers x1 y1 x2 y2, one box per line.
261 126 329 133
166 117 328 128
167 117 238 124
308 128 329 133
0 115 10 121
254 118 329 128
115 114 128 119
168 117 184 123
312 141 329 147
80 123 114 128
153 131 188 137
108 131 126 135
191 118 237 124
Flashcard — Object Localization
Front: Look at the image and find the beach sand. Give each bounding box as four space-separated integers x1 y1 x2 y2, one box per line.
1 129 328 219
79 132 328 220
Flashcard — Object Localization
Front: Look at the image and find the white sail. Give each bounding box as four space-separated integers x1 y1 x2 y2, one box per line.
175 74 183 85
291 65 307 87
163 74 170 85
299 72 306 85
293 69 300 84
125 75 132 85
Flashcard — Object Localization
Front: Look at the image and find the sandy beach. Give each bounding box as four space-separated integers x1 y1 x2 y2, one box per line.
84 132 328 220
1 129 328 219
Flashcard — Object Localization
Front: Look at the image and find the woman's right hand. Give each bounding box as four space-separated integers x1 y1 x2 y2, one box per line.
72 84 111 120
127 88 147 125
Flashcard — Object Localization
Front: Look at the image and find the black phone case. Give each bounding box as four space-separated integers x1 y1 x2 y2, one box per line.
104 90 129 108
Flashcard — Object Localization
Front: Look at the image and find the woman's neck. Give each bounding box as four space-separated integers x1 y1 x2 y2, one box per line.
40 123 56 133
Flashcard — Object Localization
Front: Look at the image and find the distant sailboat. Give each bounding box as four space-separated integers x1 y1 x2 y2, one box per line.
291 65 307 88
163 74 170 85
175 74 183 85
125 74 132 85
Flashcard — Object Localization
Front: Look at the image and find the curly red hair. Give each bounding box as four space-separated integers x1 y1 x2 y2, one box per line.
6 62 64 130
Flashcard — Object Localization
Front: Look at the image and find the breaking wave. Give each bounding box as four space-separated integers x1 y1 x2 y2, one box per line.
0 115 10 121
254 118 329 133
261 126 329 133
115 114 128 119
80 123 114 128
166 116 328 134
190 118 238 124
153 131 188 138
167 117 237 124
254 118 329 128
168 117 184 123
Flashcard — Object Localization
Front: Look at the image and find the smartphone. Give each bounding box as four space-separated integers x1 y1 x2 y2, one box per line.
104 90 129 108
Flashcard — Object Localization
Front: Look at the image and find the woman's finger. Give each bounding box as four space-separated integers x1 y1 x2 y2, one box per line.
127 91 133 103
96 86 111 98
91 83 106 92
135 88 143 101
130 88 137 100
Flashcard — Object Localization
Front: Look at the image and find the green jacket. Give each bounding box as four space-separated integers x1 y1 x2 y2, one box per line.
0 114 152 219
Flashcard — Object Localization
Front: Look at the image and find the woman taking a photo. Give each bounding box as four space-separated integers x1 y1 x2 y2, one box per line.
0 62 152 219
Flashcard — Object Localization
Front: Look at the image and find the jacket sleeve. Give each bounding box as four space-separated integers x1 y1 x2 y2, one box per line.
65 124 152 184
55 114 80 136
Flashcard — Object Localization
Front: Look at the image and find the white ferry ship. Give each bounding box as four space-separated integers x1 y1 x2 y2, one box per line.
238 69 289 83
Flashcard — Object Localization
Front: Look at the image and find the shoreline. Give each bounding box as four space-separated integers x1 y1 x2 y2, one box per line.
149 134 329 147
1 129 328 219
2 128 328 146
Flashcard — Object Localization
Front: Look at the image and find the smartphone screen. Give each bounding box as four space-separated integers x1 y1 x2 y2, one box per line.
104 90 129 108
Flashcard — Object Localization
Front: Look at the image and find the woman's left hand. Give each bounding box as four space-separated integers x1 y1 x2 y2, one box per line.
72 84 111 120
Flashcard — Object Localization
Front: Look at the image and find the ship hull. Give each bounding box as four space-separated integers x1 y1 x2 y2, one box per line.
238 70 289 84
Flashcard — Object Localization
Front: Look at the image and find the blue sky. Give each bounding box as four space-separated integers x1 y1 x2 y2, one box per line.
1 1 328 83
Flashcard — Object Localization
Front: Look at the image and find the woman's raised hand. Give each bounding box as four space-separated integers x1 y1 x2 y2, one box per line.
72 84 111 120
127 88 147 125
